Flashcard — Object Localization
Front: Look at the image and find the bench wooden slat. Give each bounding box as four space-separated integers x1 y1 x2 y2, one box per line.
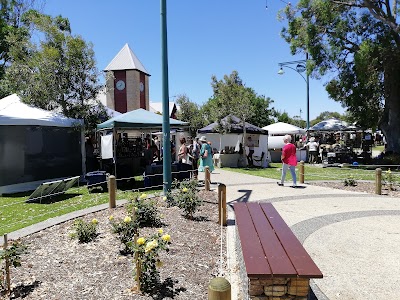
260 203 323 278
234 203 272 277
247 203 297 277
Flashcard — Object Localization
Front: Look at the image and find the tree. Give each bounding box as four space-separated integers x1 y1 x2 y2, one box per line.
280 0 400 152
1 10 106 132
175 94 206 136
247 96 276 128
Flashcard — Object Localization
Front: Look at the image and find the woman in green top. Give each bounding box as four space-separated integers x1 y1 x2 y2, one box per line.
198 136 215 173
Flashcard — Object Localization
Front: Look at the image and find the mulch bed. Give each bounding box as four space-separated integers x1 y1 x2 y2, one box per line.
4 190 225 300
308 181 400 197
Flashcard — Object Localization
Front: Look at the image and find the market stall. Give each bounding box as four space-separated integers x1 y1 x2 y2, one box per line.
198 115 268 168
96 108 188 180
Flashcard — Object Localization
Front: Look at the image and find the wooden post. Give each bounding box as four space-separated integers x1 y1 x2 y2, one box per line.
375 168 382 195
108 175 116 208
299 160 305 184
205 166 210 191
218 184 227 226
208 277 231 300
4 234 10 294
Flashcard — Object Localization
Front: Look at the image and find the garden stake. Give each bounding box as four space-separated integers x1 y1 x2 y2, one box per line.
109 175 116 208
4 234 10 294
218 184 227 226
205 166 210 191
299 160 305 184
375 168 382 195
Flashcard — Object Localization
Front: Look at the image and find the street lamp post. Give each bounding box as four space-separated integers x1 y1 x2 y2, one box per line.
278 53 310 130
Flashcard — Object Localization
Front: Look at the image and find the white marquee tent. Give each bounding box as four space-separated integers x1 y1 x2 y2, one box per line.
0 94 84 194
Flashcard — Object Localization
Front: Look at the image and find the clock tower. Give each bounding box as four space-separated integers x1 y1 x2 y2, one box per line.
104 43 150 113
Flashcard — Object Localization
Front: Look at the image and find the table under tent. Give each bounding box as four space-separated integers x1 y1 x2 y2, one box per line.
0 94 84 195
197 115 269 168
96 109 189 188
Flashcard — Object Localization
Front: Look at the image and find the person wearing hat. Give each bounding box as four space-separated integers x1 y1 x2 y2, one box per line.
306 136 319 164
198 136 214 175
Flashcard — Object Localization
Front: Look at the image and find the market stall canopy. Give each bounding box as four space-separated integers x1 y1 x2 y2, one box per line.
0 94 81 127
262 122 306 135
96 108 188 130
308 118 348 132
198 115 268 134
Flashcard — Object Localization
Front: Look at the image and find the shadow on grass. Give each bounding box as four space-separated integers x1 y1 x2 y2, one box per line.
26 193 82 204
151 278 186 300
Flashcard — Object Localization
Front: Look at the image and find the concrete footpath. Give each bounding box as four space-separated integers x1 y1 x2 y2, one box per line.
198 168 400 300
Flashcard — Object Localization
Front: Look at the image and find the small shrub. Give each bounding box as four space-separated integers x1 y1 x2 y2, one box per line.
167 179 202 219
383 169 396 191
129 194 163 228
70 218 99 243
0 240 27 291
132 229 171 294
344 176 357 187
109 215 138 254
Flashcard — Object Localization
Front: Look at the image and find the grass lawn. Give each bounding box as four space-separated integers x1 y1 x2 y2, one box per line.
0 186 161 236
223 163 393 182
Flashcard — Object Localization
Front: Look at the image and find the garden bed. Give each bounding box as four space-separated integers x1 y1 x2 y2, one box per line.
5 190 225 300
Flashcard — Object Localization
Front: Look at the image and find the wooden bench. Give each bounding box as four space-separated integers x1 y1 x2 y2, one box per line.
234 202 323 299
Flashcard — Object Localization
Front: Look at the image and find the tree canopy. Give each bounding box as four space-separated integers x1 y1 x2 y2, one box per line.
280 0 400 152
0 8 107 132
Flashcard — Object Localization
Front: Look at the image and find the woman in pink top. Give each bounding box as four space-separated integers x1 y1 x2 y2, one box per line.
277 134 298 187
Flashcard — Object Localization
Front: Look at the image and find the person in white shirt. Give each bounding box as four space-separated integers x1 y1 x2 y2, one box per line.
306 137 319 164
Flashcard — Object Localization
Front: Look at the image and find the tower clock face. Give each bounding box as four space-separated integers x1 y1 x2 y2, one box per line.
116 80 125 91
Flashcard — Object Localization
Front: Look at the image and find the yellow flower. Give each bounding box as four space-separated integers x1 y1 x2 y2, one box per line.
182 187 188 193
91 218 98 224
160 214 164 218
108 215 114 221
124 216 132 223
162 234 171 242
139 193 147 199
162 196 167 201
137 237 146 245
158 229 163 234
387 169 392 174
145 240 158 253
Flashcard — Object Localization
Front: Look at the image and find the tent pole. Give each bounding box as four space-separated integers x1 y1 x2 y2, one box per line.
113 128 117 178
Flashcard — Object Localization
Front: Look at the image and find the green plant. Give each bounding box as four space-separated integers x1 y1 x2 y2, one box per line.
129 193 163 228
109 215 138 254
132 230 171 294
70 218 99 243
0 240 27 291
344 176 357 187
383 169 396 191
168 179 202 219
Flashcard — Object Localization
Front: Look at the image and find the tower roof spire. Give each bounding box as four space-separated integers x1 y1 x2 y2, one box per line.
104 43 150 75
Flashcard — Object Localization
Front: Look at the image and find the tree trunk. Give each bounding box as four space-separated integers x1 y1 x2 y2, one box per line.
380 61 400 153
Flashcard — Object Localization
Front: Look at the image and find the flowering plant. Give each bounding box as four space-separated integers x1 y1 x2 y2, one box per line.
69 218 99 243
166 179 202 219
128 195 162 228
132 230 171 294
344 175 357 187
383 169 396 191
0 239 27 291
109 214 138 254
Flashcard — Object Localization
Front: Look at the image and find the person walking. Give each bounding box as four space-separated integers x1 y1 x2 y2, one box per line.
277 134 297 188
191 137 200 179
246 136 255 167
198 136 214 176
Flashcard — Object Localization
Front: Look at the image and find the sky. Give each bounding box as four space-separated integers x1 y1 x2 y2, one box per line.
43 0 346 121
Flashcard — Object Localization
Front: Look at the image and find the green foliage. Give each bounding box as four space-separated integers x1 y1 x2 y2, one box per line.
129 194 163 228
0 239 28 291
109 214 138 254
383 169 396 191
70 218 99 243
132 230 171 294
343 176 357 187
1 9 107 132
175 94 206 136
279 0 400 151
167 179 202 219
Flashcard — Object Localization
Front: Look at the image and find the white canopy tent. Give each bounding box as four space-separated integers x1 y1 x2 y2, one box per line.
262 122 306 135
0 94 84 194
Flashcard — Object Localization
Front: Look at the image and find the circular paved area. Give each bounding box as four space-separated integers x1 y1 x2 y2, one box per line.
199 169 400 300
